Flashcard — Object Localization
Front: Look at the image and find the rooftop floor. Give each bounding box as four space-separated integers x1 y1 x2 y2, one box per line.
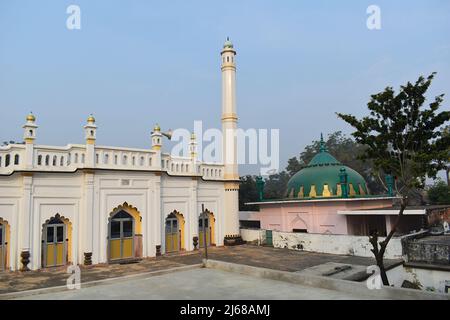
0 245 401 295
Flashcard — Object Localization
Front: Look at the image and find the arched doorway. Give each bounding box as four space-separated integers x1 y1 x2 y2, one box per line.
199 210 215 247
108 202 143 262
109 210 134 261
0 218 9 271
42 214 70 268
165 213 179 253
165 211 185 253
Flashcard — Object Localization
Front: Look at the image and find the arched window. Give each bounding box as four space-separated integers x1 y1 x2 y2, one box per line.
37 155 42 165
74 153 78 164
140 156 144 166
60 157 64 166
104 154 109 164
45 155 50 166
5 155 10 167
114 155 118 165
96 154 99 164
0 156 2 167
122 155 127 165
132 156 135 166
14 154 19 165
81 154 85 164
52 155 57 166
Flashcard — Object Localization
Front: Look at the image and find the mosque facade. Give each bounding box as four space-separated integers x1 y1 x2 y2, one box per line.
0 40 241 271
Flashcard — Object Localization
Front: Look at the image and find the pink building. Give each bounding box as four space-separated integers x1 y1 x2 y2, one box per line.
245 138 425 236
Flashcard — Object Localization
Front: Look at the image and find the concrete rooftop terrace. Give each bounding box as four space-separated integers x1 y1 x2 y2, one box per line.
0 245 402 296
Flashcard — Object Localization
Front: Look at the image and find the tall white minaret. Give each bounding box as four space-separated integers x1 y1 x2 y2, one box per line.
221 38 240 240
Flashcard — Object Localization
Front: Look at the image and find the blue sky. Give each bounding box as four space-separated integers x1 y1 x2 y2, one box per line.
0 1 449 176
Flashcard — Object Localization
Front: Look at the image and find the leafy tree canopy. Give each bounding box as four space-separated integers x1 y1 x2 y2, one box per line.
337 73 449 197
427 179 450 204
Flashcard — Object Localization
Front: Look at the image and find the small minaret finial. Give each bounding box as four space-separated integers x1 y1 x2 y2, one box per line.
319 133 327 152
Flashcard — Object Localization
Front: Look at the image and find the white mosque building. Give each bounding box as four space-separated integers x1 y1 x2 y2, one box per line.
0 39 241 271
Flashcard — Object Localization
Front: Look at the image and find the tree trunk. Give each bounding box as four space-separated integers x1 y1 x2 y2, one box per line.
369 197 407 286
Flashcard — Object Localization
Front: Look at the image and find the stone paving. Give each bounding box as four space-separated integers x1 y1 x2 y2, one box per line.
0 245 402 295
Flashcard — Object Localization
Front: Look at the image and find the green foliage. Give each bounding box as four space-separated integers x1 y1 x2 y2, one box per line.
337 73 450 197
239 175 259 211
263 171 290 199
286 157 302 177
427 179 450 204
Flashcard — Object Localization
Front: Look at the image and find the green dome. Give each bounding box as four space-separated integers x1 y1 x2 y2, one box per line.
286 136 369 198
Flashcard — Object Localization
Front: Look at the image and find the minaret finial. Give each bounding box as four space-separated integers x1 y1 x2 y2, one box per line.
319 133 327 152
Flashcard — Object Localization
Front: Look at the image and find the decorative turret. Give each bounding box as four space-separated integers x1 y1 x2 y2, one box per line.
339 168 349 198
256 176 265 201
385 174 394 197
151 124 162 151
84 114 97 145
189 133 198 173
23 112 37 144
189 133 197 158
23 112 38 169
84 114 97 167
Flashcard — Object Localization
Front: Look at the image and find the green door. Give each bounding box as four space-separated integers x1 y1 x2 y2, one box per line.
265 230 273 246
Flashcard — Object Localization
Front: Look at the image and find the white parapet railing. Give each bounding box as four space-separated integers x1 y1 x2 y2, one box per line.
0 143 225 180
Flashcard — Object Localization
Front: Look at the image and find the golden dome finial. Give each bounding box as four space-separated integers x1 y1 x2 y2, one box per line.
153 123 161 132
87 114 95 124
26 112 36 122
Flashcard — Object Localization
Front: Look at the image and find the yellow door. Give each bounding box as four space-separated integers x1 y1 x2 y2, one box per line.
46 243 55 266
122 238 133 259
110 239 121 260
44 223 66 267
165 215 179 253
109 211 134 261
198 215 211 248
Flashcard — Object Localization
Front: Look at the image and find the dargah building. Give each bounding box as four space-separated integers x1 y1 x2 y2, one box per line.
246 137 425 237
0 39 241 272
